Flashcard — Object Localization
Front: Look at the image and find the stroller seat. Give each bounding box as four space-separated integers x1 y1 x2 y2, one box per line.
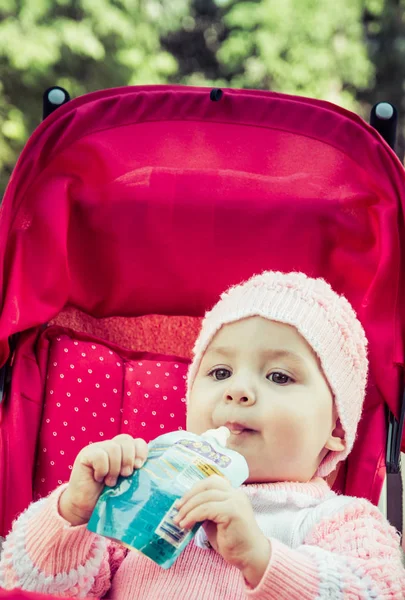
1 85 405 547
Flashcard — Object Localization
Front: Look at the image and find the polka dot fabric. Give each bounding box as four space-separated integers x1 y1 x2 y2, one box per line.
34 333 188 499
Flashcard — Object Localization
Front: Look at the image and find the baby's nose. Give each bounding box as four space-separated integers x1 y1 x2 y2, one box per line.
225 391 255 406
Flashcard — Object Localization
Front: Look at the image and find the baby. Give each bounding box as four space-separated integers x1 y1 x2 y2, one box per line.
1 271 404 598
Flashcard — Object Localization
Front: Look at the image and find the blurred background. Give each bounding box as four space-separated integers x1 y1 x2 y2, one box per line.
1 0 405 196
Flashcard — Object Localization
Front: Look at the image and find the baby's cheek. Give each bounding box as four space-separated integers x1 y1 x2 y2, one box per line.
265 411 310 453
186 401 213 434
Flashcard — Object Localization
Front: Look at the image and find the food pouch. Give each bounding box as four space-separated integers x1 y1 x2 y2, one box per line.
87 427 249 568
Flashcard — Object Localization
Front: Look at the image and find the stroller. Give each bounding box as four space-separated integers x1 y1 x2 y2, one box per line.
0 84 405 598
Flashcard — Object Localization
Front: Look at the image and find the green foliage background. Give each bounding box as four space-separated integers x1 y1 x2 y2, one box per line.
0 0 403 196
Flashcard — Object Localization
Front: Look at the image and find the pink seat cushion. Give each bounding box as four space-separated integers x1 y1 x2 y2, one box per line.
34 330 189 499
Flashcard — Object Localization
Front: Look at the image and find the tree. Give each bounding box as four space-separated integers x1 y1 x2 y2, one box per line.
162 0 228 86
1 0 404 198
360 0 405 155
0 0 191 195
165 0 405 153
211 0 375 111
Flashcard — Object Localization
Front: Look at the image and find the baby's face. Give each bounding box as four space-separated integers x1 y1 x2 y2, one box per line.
187 316 344 483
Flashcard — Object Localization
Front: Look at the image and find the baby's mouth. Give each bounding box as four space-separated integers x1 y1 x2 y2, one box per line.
225 422 256 435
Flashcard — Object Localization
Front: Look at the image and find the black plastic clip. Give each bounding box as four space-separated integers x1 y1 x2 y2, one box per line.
0 336 17 404
386 388 405 475
43 86 71 120
370 102 397 150
210 88 223 102
385 382 405 533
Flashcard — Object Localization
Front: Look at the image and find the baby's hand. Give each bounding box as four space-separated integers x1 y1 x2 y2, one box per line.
174 475 271 588
59 434 148 526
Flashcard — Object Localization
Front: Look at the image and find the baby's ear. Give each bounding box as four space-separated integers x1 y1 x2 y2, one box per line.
325 418 346 452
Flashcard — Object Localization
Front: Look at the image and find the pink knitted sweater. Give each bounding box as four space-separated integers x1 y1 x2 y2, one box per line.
1 478 404 599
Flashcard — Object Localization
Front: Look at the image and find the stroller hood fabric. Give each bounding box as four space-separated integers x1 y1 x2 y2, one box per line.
0 85 405 520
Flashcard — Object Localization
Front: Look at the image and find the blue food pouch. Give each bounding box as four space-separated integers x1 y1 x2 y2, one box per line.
87 427 249 569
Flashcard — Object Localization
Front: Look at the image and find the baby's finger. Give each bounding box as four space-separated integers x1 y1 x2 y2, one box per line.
176 500 228 530
113 434 139 476
174 490 228 526
79 445 110 483
133 438 148 468
177 474 229 507
103 441 122 486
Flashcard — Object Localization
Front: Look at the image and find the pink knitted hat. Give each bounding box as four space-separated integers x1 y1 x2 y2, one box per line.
187 271 369 477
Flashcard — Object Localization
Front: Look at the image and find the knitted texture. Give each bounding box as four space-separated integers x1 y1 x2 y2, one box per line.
1 481 404 599
186 271 368 477
0 486 125 598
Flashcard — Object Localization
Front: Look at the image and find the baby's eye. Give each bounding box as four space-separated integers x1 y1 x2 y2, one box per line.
208 368 231 381
267 372 292 385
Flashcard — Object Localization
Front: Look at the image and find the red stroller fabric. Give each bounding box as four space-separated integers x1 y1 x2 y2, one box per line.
1 85 405 543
